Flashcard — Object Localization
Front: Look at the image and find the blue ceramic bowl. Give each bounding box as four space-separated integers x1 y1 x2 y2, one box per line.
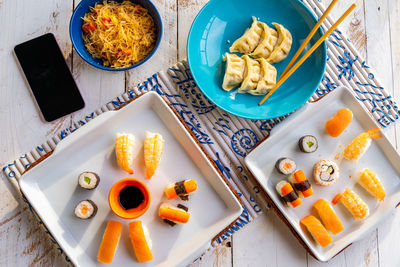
70 0 162 71
187 0 326 119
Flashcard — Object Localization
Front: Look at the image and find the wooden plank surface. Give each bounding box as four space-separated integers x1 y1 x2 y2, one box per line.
1 0 400 266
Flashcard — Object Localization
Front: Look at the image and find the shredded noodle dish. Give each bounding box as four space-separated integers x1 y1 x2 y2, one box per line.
81 1 157 68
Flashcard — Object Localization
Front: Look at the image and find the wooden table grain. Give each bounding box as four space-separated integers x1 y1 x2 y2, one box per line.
1 0 399 266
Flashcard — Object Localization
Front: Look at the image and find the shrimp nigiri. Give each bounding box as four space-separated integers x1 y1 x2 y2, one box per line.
115 133 136 174
343 128 381 161
358 168 385 201
333 188 369 220
144 132 164 179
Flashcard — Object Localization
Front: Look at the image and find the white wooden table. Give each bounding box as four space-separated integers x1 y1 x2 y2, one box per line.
1 0 399 266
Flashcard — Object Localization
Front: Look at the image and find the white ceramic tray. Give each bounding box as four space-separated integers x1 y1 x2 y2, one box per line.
245 87 400 261
19 92 242 267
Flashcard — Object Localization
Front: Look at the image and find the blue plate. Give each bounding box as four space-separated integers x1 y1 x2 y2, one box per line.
187 0 326 119
70 0 162 71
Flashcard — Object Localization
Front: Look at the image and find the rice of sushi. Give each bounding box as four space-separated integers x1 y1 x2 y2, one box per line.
275 158 296 175
74 200 98 219
78 172 100 190
298 135 318 153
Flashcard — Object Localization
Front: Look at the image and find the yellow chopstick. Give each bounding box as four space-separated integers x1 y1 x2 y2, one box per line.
279 0 338 79
259 3 356 106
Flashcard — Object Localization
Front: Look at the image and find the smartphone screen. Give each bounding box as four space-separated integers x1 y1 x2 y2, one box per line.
14 33 85 122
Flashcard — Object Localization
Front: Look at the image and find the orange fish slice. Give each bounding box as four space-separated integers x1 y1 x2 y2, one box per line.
97 221 123 263
325 108 353 137
165 179 198 200
300 215 332 248
144 132 164 179
115 133 136 174
313 199 344 235
129 221 153 262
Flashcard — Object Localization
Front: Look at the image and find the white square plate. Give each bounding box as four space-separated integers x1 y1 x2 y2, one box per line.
245 87 400 261
20 92 242 267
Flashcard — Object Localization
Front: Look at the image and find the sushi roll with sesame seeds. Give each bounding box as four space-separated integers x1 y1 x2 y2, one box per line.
275 158 296 175
298 135 318 153
74 200 97 219
78 172 100 190
313 160 340 186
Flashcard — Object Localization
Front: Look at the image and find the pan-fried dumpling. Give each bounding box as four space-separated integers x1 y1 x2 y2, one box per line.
222 53 245 91
230 17 263 54
250 23 278 59
249 58 277 95
267 23 292 63
238 55 261 93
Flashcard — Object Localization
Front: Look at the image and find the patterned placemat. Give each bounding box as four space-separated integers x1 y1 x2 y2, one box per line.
3 0 400 264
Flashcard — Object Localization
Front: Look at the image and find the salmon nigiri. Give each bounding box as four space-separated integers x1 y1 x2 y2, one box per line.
344 128 381 161
144 132 164 179
333 188 369 220
97 221 123 263
115 133 136 174
358 168 385 201
325 108 353 137
165 179 198 200
129 221 153 262
159 202 190 225
288 170 313 198
300 215 333 248
313 199 344 235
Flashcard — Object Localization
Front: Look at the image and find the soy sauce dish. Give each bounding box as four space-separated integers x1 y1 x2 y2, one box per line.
108 178 151 219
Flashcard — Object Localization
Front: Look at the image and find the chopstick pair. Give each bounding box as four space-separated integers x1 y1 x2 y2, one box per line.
258 1 356 106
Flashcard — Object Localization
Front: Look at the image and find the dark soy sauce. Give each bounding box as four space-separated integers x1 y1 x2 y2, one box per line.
119 186 144 210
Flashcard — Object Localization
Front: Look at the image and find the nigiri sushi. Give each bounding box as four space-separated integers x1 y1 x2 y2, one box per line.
325 108 353 137
115 133 136 174
144 132 164 179
300 215 333 248
313 159 340 186
343 128 381 161
129 221 153 262
159 202 190 225
288 170 313 198
313 199 344 235
165 179 197 200
333 188 369 220
358 168 385 201
276 181 302 208
97 221 123 263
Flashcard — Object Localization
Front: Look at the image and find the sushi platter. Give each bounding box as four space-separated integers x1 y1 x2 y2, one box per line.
245 86 400 261
18 92 243 267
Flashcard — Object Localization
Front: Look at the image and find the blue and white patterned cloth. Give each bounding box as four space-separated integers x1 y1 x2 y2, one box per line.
3 0 400 262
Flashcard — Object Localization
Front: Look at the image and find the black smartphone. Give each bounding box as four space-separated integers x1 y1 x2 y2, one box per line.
14 33 85 122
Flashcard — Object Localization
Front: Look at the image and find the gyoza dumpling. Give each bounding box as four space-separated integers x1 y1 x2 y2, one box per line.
249 58 277 95
222 53 245 91
250 23 278 59
230 17 263 54
267 23 293 63
238 55 261 93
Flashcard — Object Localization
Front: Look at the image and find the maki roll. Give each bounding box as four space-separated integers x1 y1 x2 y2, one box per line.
275 158 296 175
78 171 100 190
159 202 190 226
298 135 318 153
313 160 340 186
276 180 302 208
164 179 198 200
74 200 98 219
288 170 313 198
